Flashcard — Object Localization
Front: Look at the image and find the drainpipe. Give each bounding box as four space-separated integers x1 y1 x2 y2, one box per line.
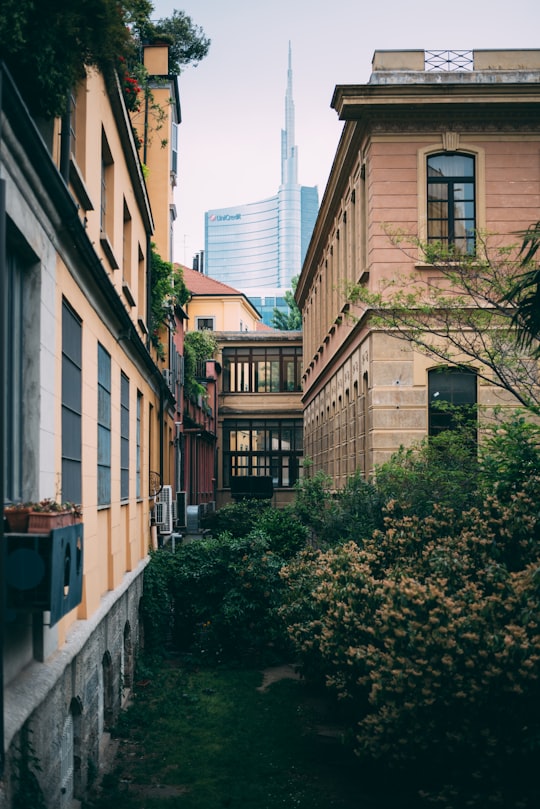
59 95 71 183
146 235 152 351
143 88 149 167
0 65 7 777
144 237 168 494
159 386 164 488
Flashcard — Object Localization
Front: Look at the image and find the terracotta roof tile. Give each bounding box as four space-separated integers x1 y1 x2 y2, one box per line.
178 265 245 297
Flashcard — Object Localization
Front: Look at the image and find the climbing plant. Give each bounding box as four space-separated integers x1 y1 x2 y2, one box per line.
183 330 218 398
150 247 189 360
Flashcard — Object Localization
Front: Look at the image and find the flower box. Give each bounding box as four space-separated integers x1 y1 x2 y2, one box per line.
27 511 73 534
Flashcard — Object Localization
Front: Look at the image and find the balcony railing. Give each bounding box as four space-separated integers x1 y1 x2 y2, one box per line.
425 50 474 72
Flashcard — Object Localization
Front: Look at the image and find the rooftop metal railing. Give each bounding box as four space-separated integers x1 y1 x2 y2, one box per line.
425 50 474 72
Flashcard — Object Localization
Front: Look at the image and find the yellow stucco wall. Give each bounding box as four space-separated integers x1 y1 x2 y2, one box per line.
185 296 261 332
54 66 168 641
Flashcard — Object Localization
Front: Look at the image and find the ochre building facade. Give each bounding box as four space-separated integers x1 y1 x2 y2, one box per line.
296 49 540 488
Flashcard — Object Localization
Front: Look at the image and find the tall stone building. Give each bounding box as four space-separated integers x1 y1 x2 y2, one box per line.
296 49 540 488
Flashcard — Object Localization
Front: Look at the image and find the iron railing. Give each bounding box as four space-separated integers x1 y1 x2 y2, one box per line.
425 50 474 72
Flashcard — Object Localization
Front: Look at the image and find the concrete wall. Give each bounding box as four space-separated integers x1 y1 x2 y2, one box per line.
2 565 146 808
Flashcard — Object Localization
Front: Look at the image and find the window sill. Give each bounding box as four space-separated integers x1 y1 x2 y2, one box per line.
100 232 119 270
69 156 94 212
122 281 136 307
222 390 302 396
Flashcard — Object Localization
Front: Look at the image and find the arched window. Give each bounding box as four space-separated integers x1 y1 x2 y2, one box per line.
427 153 475 255
102 651 114 731
428 367 477 437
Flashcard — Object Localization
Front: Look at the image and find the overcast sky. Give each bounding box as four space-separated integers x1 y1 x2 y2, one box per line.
153 0 540 266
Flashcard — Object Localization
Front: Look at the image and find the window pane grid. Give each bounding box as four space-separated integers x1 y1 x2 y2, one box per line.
136 392 142 499
98 344 111 505
427 153 475 255
62 301 82 504
223 347 302 393
120 373 129 501
428 368 477 437
223 418 303 488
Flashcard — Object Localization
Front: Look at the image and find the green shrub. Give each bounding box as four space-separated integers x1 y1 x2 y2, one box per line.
327 471 383 546
256 506 308 557
140 549 176 654
375 425 480 519
143 532 291 663
142 417 540 803
290 469 339 545
479 412 540 502
281 475 540 806
201 499 270 539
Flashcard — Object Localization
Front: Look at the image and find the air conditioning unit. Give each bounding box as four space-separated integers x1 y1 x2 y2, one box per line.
176 491 187 527
5 524 84 627
155 485 173 534
186 505 200 533
154 502 165 525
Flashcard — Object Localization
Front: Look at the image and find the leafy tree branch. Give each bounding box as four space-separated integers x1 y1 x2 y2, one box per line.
272 277 302 331
346 228 540 414
505 220 540 352
0 0 209 119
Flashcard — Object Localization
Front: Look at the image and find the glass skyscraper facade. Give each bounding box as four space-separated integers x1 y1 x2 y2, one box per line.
204 45 318 325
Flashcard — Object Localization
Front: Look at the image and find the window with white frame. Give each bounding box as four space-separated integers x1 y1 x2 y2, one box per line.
196 317 215 331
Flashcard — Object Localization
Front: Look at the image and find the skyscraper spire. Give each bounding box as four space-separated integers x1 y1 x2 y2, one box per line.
281 41 298 186
205 40 318 310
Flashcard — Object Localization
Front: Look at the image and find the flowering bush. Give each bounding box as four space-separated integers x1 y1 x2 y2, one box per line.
141 414 540 804
280 476 540 806
121 72 142 111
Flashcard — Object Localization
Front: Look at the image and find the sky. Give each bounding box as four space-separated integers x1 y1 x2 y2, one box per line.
153 0 540 266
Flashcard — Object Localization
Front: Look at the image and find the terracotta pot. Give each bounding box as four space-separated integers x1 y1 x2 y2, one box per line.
4 507 32 533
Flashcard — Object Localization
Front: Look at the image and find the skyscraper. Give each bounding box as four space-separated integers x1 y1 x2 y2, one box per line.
204 45 318 325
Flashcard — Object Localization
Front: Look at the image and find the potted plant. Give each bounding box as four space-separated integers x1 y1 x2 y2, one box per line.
65 502 83 524
3 502 33 533
27 499 81 534
4 499 83 533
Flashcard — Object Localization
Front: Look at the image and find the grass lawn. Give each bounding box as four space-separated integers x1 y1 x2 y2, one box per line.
85 658 397 809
